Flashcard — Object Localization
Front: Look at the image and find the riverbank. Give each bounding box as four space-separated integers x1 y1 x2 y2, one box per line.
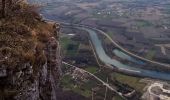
74 26 170 81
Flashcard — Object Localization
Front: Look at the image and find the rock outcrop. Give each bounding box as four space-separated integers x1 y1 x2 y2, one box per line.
15 23 61 100
0 1 62 99
0 22 61 100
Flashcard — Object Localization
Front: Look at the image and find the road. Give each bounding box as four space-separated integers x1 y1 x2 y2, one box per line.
60 21 170 68
91 27 170 68
43 6 170 70
62 61 127 100
148 83 170 99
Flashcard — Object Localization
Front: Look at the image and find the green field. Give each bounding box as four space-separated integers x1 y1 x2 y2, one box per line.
113 95 124 100
107 32 114 37
135 20 152 28
111 73 146 93
60 37 72 49
60 37 80 56
61 75 91 97
145 50 156 60
85 67 99 74
94 71 109 82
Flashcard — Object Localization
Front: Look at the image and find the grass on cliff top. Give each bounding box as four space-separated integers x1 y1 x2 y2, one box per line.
0 2 56 68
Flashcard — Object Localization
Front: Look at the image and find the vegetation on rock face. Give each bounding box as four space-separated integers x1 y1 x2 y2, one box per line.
0 1 60 99
0 0 54 68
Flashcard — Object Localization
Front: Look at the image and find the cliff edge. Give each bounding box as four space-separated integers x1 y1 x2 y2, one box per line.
0 1 61 100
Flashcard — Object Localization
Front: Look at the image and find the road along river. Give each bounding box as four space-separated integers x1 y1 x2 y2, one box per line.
75 27 170 81
28 0 170 81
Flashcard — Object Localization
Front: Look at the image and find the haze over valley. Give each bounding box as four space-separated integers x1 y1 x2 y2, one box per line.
1 0 170 100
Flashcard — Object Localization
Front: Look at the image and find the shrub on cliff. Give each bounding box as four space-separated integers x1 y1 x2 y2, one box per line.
0 0 54 69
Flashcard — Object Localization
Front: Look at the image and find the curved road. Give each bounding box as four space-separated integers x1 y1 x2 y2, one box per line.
43 20 170 80
59 22 170 68
148 83 170 99
92 28 170 68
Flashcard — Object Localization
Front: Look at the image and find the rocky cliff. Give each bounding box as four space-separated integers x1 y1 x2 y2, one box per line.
0 1 62 100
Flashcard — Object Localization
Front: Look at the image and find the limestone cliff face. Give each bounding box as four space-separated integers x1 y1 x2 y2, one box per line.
39 24 62 100
0 1 62 99
0 22 62 100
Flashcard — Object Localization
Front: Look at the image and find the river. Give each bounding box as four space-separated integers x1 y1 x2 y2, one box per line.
28 0 170 81
78 27 170 81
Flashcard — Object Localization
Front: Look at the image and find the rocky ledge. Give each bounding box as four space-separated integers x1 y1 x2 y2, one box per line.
0 1 62 99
